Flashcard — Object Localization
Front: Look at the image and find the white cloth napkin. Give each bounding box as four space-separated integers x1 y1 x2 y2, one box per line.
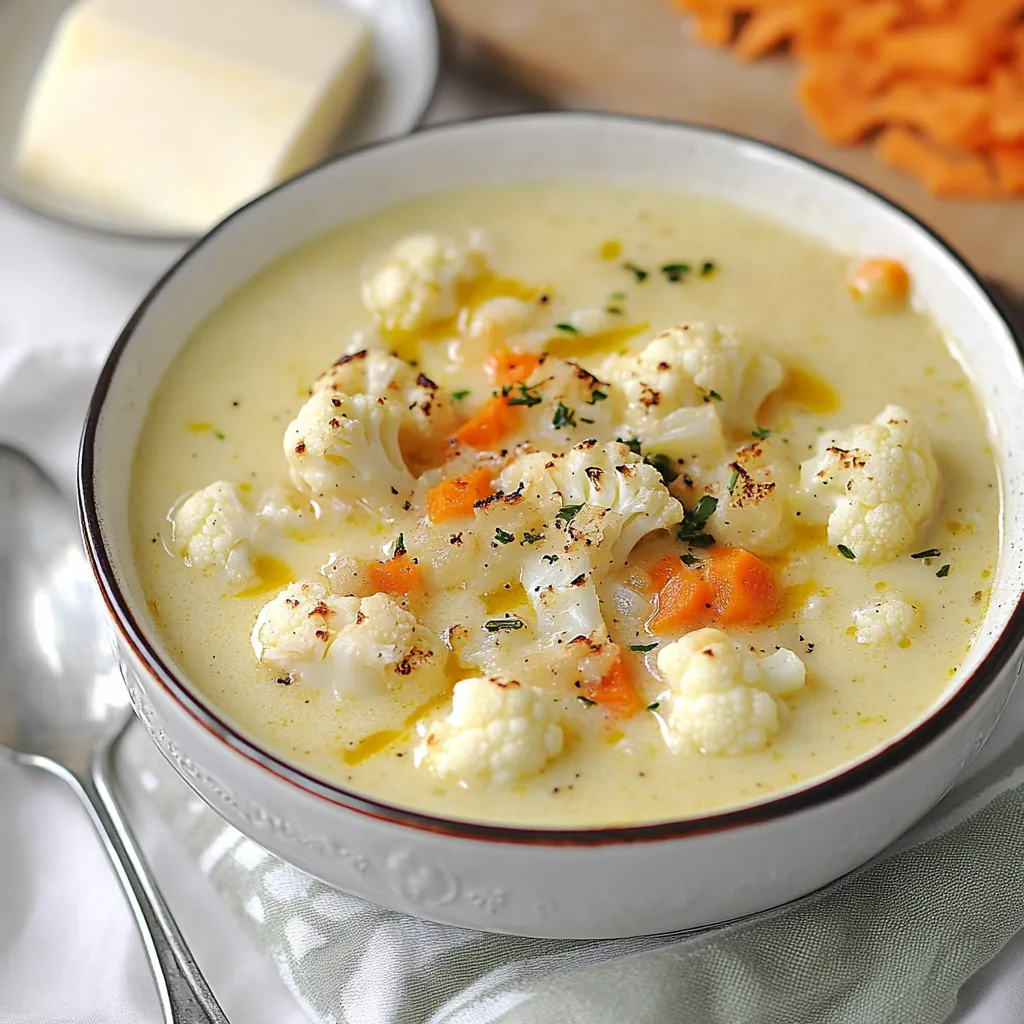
1 71 1024 1024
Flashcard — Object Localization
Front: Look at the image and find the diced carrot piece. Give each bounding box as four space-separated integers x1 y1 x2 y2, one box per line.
876 127 1000 196
960 0 1024 36
486 348 542 386
705 547 782 626
367 554 421 596
693 8 736 46
649 555 716 633
846 257 912 310
992 143 1024 193
581 654 644 716
453 395 521 450
426 466 495 523
876 29 997 83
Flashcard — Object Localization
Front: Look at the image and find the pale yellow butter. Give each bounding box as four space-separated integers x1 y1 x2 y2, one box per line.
15 0 372 231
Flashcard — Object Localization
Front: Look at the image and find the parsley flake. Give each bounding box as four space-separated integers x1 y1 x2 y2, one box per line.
629 642 658 653
838 544 856 560
542 553 560 563
911 548 941 559
706 389 723 402
646 702 660 712
506 382 543 408
609 290 627 300
523 531 545 545
678 495 718 546
936 564 951 578
556 503 584 524
680 552 706 567
494 527 515 545
605 305 623 315
451 389 470 401
700 260 716 276
577 695 597 707
622 261 649 283
215 430 226 440
580 417 595 424
485 617 524 632
645 452 677 485
555 322 580 334
727 468 739 494
752 426 772 440
552 402 577 430
661 262 690 283
588 389 608 404
394 533 407 557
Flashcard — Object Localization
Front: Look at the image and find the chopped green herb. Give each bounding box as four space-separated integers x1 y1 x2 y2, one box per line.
394 533 407 557
678 495 719 547
661 262 691 275
215 431 226 440
542 553 560 563
609 290 628 300
577 695 597 707
451 389 470 401
680 552 706 567
937 564 951 578
646 702 660 712
552 402 577 429
706 389 723 402
911 548 941 559
506 382 543 407
588 389 608 404
623 261 649 283
838 544 856 560
629 642 658 653
485 617 524 632
555 322 580 334
700 260 716 276
605 305 623 315
727 468 739 494
494 527 515 545
523 531 545 544
580 417 595 424
617 436 643 455
556 503 584 524
752 426 772 440
645 452 678 485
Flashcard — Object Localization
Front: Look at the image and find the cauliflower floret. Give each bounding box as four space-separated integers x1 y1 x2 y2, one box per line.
416 676 564 786
466 296 549 350
362 233 487 332
656 627 805 755
799 405 938 564
253 485 317 539
252 583 446 698
170 481 257 586
612 323 782 455
285 390 413 510
499 440 683 643
852 591 920 645
704 438 799 555
312 349 456 471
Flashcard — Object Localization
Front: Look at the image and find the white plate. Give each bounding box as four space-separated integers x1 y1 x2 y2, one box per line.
0 0 439 241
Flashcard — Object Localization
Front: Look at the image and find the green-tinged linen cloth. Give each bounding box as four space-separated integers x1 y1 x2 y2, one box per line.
118 717 1024 1024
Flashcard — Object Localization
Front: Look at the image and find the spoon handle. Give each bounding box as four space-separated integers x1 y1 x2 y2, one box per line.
64 748 231 1024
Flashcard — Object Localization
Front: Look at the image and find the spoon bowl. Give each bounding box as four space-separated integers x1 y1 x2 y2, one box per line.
0 444 129 769
0 443 227 1023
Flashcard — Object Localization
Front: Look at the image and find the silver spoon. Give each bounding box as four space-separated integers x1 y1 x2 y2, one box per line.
0 445 228 1024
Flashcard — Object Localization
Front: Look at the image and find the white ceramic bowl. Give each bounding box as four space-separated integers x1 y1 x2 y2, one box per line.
80 113 1024 938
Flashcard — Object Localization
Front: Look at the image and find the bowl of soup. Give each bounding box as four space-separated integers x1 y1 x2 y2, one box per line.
80 113 1024 938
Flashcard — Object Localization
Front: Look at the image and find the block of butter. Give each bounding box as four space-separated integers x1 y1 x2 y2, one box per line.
15 0 372 232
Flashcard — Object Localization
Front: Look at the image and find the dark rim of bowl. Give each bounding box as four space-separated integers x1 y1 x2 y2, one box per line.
0 0 441 245
79 110 1024 846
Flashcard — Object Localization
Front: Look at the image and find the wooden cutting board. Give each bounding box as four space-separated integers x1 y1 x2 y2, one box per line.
437 0 1024 293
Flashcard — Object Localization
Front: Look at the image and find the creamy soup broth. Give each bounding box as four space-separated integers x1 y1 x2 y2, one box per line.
131 182 999 827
